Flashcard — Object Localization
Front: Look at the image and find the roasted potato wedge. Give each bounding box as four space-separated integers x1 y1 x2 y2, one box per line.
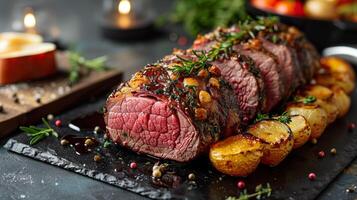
286 103 328 139
209 134 263 177
248 120 294 167
314 99 338 124
321 57 355 81
330 86 351 118
286 115 312 149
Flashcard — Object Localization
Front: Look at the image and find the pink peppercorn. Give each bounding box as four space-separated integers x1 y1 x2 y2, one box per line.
318 151 325 158
308 173 316 181
348 123 356 132
177 36 188 46
237 181 246 189
55 120 62 127
130 162 137 169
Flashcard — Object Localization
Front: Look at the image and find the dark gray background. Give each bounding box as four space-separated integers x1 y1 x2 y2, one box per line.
1 1 357 199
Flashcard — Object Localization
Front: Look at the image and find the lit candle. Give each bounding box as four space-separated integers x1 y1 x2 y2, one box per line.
117 0 132 29
23 8 38 34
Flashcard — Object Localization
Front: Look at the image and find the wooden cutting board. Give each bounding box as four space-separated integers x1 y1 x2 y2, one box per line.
0 52 122 138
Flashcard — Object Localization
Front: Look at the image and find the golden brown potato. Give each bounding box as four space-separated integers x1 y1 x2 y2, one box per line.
286 103 328 139
314 99 338 124
209 134 263 177
321 57 355 81
285 115 312 149
330 86 351 118
247 120 294 167
299 85 338 123
316 57 356 94
315 73 355 94
302 85 334 100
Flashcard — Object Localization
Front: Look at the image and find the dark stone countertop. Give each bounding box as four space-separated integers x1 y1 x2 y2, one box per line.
1 1 357 199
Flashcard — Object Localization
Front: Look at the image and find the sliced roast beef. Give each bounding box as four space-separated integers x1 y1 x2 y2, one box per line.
105 18 321 162
259 37 303 97
190 41 264 122
233 43 284 112
105 64 241 162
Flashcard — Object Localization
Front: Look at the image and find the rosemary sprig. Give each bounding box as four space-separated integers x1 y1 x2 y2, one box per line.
68 51 108 85
172 17 279 77
226 183 272 200
20 118 58 145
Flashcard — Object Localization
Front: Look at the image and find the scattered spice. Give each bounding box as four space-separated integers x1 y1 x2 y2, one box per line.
60 139 69 146
47 114 54 121
311 138 318 144
330 148 337 155
35 96 41 104
237 181 246 189
20 118 58 145
55 120 62 127
84 138 94 147
348 123 356 132
226 183 271 200
130 162 137 169
94 126 101 133
308 173 316 181
152 169 162 178
93 154 102 162
318 151 325 158
188 173 196 181
346 185 357 193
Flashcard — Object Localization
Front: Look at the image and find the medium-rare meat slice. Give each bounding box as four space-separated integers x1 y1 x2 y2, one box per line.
192 40 266 123
233 43 284 112
193 32 283 113
105 63 241 162
259 37 303 97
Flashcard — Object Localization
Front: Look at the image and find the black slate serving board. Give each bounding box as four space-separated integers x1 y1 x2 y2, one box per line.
3 86 357 200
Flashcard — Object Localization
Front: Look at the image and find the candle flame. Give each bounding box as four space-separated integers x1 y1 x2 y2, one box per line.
118 0 131 14
24 12 36 28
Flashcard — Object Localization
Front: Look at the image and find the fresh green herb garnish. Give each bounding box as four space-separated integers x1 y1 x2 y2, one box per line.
303 95 317 104
255 113 269 123
171 17 279 77
68 51 108 85
103 140 112 148
20 118 58 145
277 112 292 124
294 95 317 104
166 0 247 35
226 183 272 200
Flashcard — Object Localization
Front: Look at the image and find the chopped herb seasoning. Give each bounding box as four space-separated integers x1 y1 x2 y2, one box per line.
277 112 292 124
255 113 269 122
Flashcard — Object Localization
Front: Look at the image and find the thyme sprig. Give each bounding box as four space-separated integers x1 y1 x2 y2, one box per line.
254 112 291 124
294 95 317 104
171 17 279 76
68 51 108 85
20 118 58 145
277 112 292 124
226 183 272 200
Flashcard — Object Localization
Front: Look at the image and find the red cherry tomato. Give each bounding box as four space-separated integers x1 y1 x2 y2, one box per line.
275 0 305 17
251 0 278 11
338 0 353 5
